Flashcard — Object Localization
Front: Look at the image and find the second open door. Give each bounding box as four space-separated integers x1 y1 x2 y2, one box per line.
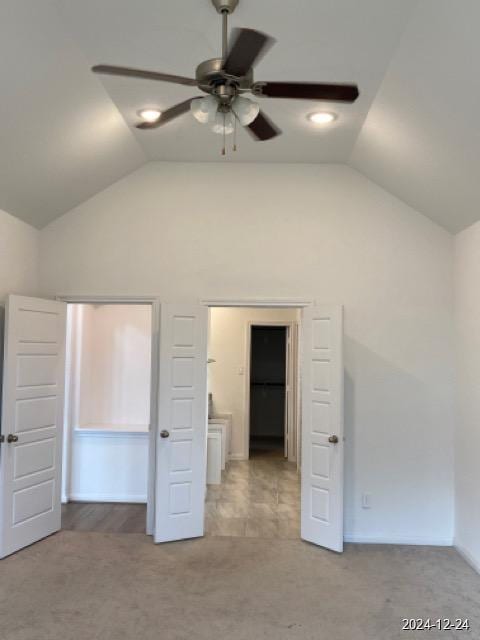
155 304 208 543
301 305 344 552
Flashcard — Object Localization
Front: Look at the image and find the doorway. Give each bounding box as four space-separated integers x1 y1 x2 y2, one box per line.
61 302 155 535
204 307 300 538
249 325 287 457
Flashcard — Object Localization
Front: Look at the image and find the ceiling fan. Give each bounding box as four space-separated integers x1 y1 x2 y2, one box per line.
92 0 359 152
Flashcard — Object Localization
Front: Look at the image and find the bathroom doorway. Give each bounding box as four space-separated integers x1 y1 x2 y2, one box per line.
204 307 301 538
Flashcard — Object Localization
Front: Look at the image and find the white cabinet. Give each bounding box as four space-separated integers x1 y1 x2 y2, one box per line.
206 432 222 485
206 416 232 485
208 416 231 470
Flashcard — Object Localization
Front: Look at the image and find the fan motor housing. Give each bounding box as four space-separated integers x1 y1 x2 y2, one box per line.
196 58 253 93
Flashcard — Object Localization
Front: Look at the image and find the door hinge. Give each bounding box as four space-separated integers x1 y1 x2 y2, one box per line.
0 435 4 443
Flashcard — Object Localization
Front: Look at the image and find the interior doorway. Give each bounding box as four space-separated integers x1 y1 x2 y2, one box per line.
61 301 155 535
204 307 301 538
249 326 287 456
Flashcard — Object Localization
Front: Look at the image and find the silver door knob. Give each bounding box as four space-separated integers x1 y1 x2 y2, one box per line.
328 435 339 444
7 434 18 443
160 430 170 439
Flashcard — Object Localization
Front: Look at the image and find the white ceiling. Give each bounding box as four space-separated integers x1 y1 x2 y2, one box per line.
0 1 145 229
350 0 480 233
1 0 479 232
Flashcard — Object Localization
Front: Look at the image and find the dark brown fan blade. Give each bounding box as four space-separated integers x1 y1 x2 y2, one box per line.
136 98 199 129
246 110 281 141
223 28 275 77
253 81 359 102
92 64 197 87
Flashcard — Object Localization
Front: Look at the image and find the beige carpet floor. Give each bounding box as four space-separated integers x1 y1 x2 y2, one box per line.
1 531 479 640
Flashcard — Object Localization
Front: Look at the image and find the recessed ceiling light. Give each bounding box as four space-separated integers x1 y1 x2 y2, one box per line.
138 108 161 123
308 111 337 125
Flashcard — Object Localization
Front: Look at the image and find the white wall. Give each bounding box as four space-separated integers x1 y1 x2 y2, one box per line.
0 207 39 303
454 221 480 571
39 161 455 545
69 431 149 502
209 307 298 458
0 208 40 406
75 304 151 427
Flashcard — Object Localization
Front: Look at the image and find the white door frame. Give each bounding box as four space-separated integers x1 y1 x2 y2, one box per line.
56 295 160 537
201 298 313 309
244 321 298 462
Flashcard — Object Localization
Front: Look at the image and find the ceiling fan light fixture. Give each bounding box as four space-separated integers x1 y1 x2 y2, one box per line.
92 0 359 149
232 96 260 126
191 95 218 124
138 108 162 123
308 111 337 125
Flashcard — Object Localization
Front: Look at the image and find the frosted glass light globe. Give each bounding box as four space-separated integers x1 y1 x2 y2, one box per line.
191 95 218 124
232 96 260 126
211 110 235 135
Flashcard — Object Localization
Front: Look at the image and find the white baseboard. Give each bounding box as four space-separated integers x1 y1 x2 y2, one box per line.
344 533 453 546
454 541 480 575
67 492 147 503
228 453 247 461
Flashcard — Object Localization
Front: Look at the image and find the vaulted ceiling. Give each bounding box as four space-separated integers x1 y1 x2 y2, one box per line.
1 0 479 232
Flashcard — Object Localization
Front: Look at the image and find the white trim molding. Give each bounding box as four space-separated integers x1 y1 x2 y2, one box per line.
57 295 160 304
68 493 147 503
228 453 247 461
201 297 313 308
344 533 454 546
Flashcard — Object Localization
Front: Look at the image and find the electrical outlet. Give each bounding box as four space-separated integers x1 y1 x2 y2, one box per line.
361 493 372 509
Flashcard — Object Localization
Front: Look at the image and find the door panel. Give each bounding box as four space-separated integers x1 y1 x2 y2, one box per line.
155 305 208 543
301 306 344 552
0 295 66 558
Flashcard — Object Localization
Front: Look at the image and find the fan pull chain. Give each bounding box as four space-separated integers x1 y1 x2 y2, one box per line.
233 112 237 152
221 111 226 156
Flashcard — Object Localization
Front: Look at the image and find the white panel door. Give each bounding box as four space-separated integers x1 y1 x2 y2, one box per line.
155 304 208 543
0 295 66 558
301 305 344 552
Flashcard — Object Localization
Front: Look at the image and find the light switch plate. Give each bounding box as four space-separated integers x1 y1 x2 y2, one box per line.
362 493 372 509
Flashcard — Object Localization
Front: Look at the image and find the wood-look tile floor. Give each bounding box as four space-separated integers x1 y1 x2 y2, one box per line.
62 502 146 534
205 450 300 539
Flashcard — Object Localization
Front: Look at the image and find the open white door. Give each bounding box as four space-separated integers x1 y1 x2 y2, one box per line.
155 304 208 543
0 295 66 558
301 305 344 552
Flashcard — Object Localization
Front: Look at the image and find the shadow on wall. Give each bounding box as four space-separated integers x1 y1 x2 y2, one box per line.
342 335 452 539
